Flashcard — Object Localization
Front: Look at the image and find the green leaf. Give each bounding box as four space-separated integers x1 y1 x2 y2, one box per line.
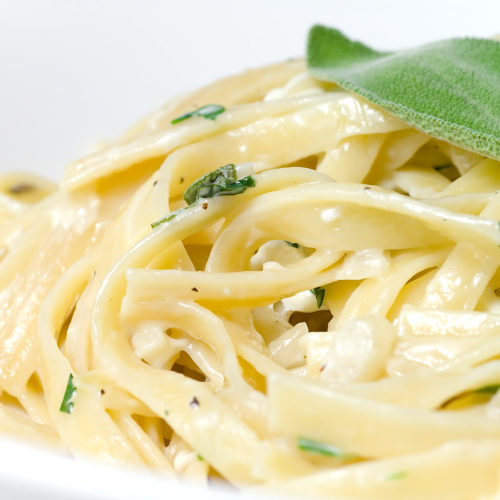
310 287 325 308
151 207 185 228
183 164 255 205
386 470 407 481
59 373 77 414
307 25 500 160
474 384 500 394
171 104 225 124
152 164 256 228
297 437 354 459
434 164 454 173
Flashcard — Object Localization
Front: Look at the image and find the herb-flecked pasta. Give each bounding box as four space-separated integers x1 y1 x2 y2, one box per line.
2 36 500 500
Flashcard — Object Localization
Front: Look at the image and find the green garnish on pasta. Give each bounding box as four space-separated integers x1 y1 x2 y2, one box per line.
171 104 225 124
183 164 255 205
59 374 77 414
310 287 326 308
297 437 354 459
474 384 500 394
386 470 408 481
151 164 256 228
307 25 500 160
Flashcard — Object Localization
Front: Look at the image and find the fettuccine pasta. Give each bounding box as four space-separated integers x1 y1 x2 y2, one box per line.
2 58 500 499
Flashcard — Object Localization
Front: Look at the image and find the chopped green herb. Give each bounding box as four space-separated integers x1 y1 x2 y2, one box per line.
151 207 185 228
434 164 452 171
152 164 256 228
297 437 354 459
386 470 407 481
171 104 225 124
474 384 500 394
443 384 500 409
307 25 500 160
164 409 170 416
196 454 204 461
59 373 76 414
183 164 255 205
284 241 300 248
310 287 325 308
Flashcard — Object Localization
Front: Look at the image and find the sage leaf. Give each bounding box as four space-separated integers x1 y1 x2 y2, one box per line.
307 25 500 160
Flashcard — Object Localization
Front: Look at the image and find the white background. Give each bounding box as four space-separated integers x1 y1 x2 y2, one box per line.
1 0 500 180
0 1 500 498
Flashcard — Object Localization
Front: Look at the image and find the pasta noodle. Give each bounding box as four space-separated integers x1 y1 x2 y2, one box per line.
2 58 500 499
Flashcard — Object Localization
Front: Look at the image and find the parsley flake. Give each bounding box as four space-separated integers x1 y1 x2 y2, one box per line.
59 373 77 414
434 164 452 171
310 287 325 308
297 437 354 459
152 164 256 229
183 164 255 205
151 207 186 228
386 470 407 481
171 104 225 124
284 241 300 248
474 384 500 394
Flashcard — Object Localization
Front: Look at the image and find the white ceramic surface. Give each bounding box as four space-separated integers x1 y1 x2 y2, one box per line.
0 436 288 500
1 1 500 498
